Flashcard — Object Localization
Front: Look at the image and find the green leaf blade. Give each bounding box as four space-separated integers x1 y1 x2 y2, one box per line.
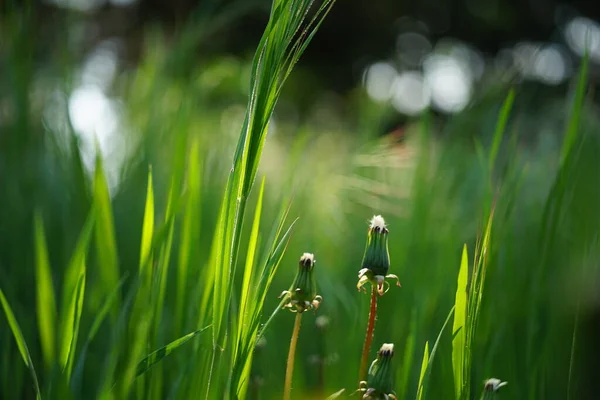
561 51 588 168
93 157 120 307
452 245 469 400
34 212 58 370
59 213 93 379
0 287 41 399
139 166 155 275
416 341 429 400
489 88 516 172
63 271 86 381
136 326 211 377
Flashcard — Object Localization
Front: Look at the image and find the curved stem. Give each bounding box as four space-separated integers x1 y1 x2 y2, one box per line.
284 313 303 400
359 284 378 382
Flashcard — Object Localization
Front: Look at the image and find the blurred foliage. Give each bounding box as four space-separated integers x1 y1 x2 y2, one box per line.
1 2 600 400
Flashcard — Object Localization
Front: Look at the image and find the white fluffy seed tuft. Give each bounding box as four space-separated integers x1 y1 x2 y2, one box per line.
378 342 395 357
300 253 315 264
369 215 387 230
380 343 394 352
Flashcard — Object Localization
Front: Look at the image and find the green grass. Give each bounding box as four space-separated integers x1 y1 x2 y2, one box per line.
1 1 600 399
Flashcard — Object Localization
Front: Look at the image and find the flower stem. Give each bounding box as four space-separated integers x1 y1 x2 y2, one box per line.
284 313 303 400
359 284 378 382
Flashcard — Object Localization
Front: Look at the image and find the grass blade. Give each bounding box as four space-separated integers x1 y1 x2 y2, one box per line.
139 166 155 275
175 138 201 333
488 88 515 172
209 0 338 367
398 311 416 400
416 341 429 400
561 51 588 168
64 270 85 382
87 273 129 344
136 326 211 377
254 215 298 342
326 389 346 399
422 306 456 396
93 156 120 315
235 177 265 354
70 274 130 395
452 245 469 399
230 208 298 398
0 287 42 399
59 213 94 381
34 211 58 370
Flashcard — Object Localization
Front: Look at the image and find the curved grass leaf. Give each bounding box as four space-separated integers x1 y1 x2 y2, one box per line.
417 306 455 400
59 212 94 381
561 51 588 169
0 287 41 399
325 389 346 399
69 273 130 396
34 212 57 370
489 89 516 172
416 341 429 400
136 326 211 377
209 1 337 385
97 277 142 400
88 273 129 344
232 216 298 398
63 271 85 382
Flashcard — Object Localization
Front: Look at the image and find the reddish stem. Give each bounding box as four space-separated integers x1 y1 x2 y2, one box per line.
284 313 303 400
359 284 378 382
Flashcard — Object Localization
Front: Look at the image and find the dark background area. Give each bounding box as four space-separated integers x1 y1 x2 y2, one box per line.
6 0 600 94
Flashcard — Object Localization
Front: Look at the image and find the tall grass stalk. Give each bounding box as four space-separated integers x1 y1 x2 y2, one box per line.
525 52 590 397
200 0 335 396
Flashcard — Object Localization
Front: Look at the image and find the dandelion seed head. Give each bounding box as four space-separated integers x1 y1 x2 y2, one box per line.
300 252 315 266
369 215 387 231
378 343 394 357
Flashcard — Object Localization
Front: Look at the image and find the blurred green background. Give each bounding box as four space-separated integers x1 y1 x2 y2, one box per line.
2 0 600 399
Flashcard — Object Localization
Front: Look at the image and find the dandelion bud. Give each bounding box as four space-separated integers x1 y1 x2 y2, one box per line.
363 216 390 276
359 343 396 399
280 253 322 313
357 216 401 295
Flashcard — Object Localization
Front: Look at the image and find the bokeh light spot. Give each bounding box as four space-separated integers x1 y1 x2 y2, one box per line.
363 62 398 103
564 17 600 61
424 54 472 113
390 72 430 115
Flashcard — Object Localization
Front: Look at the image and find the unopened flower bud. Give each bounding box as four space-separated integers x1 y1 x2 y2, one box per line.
359 343 397 399
363 216 390 275
357 216 401 295
280 253 323 313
